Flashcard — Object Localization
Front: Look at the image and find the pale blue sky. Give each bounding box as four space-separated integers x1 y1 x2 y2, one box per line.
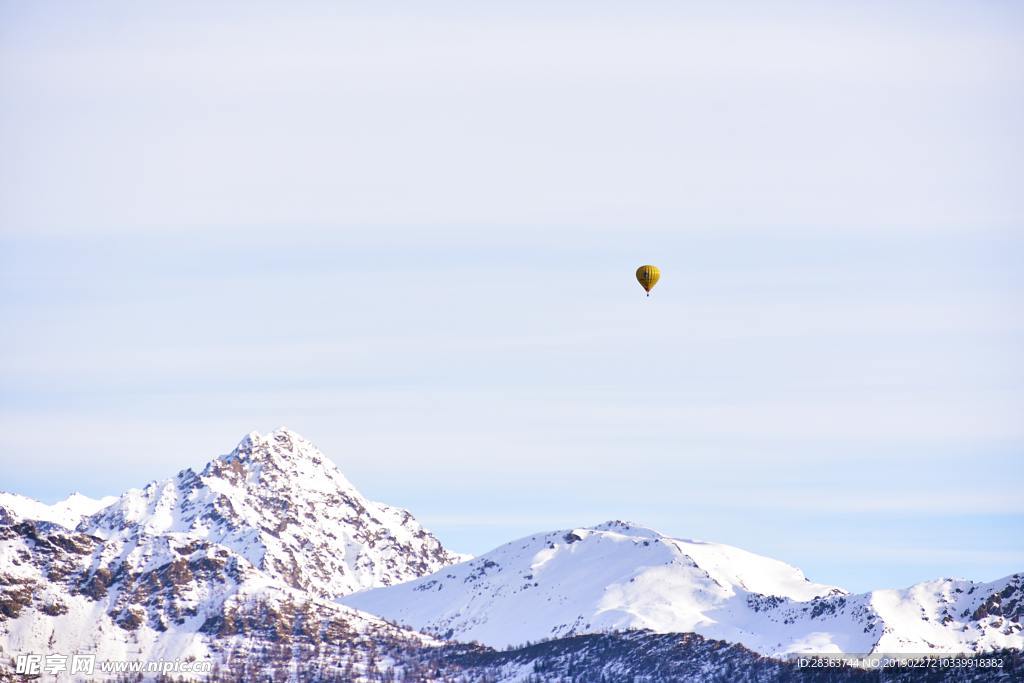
1 2 1022 592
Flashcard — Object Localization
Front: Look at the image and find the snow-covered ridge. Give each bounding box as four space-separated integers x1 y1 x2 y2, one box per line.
82 427 464 597
0 491 117 529
343 521 1024 657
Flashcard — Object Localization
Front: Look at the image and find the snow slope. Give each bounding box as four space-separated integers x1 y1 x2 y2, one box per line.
343 521 1024 657
0 492 117 529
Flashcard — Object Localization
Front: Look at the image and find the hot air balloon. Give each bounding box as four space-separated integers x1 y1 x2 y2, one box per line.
635 265 660 296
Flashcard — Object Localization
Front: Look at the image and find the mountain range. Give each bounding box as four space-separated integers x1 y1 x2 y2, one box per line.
345 521 1023 657
1 427 1020 681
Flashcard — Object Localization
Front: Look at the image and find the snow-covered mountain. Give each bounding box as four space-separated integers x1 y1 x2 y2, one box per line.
2 428 1021 680
83 427 464 598
0 428 462 679
344 521 1024 657
0 492 117 529
0 513 439 678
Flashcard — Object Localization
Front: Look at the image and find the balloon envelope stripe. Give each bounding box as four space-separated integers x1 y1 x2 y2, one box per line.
635 265 660 293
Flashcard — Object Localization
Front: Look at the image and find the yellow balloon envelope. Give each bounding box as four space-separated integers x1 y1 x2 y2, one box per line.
635 265 660 296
